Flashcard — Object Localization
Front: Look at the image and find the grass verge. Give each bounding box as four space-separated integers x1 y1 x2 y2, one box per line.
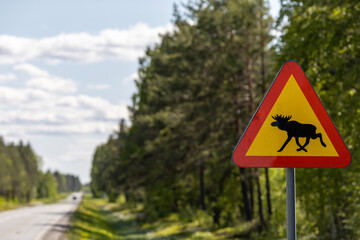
32 192 70 204
67 195 263 240
67 194 120 240
0 192 71 212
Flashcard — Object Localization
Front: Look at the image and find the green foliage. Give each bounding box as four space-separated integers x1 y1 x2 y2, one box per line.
276 1 360 239
0 138 39 202
37 170 58 200
129 0 274 224
0 136 81 206
37 171 82 199
91 0 274 235
67 195 117 240
68 194 263 240
91 126 124 201
90 0 360 238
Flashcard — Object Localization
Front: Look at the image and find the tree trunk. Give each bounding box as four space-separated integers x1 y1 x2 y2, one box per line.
239 168 252 221
248 169 254 216
212 206 221 225
259 0 272 219
11 187 16 201
265 169 272 216
256 169 265 227
172 186 178 211
199 160 206 210
259 0 266 96
326 184 337 240
26 191 31 203
245 52 256 219
124 189 129 203
233 81 252 222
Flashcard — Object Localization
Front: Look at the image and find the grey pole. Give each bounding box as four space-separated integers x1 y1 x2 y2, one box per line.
286 167 296 240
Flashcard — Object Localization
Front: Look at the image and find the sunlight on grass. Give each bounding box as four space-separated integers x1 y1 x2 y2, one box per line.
0 193 71 212
0 197 21 211
68 194 265 240
67 196 116 240
146 224 183 239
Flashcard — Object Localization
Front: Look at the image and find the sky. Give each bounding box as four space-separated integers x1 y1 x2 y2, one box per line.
0 0 280 183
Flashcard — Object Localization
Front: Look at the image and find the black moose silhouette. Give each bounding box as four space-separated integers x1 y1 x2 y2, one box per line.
271 114 327 152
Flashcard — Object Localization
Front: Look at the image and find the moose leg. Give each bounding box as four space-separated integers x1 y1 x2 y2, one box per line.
278 136 292 152
297 137 309 152
312 133 326 147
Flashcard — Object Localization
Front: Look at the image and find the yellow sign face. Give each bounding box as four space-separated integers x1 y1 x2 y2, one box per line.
246 75 338 157
233 61 351 168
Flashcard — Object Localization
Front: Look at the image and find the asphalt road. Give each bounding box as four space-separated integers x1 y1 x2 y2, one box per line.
0 192 82 240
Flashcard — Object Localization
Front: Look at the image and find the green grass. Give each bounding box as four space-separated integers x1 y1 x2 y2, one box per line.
33 192 70 204
67 195 124 240
67 195 262 240
0 192 72 212
0 197 23 211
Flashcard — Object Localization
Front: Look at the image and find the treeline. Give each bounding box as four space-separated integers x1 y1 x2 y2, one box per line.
37 171 82 200
91 0 360 239
0 137 81 203
92 0 273 228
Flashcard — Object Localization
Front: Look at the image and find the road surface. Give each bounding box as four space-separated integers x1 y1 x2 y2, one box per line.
0 192 82 240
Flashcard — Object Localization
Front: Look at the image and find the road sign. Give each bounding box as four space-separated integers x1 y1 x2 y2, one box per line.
232 60 351 168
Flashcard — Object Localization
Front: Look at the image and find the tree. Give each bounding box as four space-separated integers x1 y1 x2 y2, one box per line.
91 133 123 202
91 0 274 228
276 1 360 239
37 171 58 200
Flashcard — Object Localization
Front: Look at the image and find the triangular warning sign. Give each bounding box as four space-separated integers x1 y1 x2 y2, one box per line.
232 61 351 168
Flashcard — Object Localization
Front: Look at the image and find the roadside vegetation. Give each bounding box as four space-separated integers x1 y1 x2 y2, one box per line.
67 194 117 240
68 194 271 239
0 137 82 211
0 192 74 212
89 0 360 239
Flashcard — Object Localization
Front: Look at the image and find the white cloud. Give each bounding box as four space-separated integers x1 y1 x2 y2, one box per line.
14 63 77 93
0 63 128 136
0 23 174 64
122 72 138 84
0 92 127 129
0 36 36 64
0 122 119 135
0 22 169 183
26 76 77 93
87 84 110 90
14 63 48 77
0 86 28 105
0 73 16 82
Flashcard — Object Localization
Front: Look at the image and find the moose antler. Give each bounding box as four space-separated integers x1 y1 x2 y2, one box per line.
272 114 292 121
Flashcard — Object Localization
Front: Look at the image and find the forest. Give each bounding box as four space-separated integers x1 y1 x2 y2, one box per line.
0 136 81 204
90 0 360 239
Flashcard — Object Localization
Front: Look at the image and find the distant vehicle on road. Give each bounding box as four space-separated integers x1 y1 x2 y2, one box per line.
72 196 77 200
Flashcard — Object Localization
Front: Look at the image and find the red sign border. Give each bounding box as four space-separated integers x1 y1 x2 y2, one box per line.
232 60 351 168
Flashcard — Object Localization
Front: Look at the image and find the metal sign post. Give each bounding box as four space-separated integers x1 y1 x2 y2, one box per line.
286 168 296 240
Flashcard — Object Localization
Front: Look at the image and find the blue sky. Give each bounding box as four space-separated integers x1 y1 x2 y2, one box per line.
0 0 279 183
